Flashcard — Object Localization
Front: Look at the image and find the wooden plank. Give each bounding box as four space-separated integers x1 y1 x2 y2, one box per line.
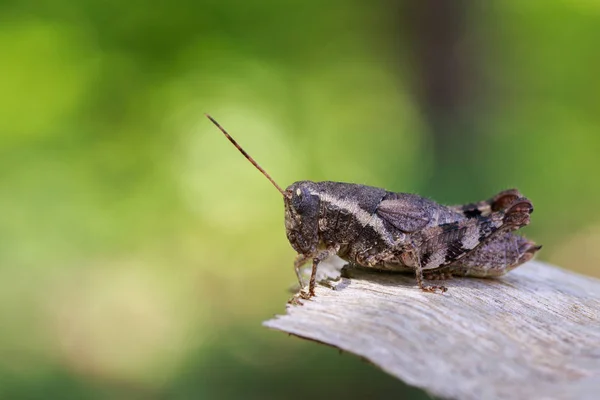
263 260 600 400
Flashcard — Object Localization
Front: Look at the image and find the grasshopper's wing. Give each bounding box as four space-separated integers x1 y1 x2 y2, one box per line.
376 193 431 233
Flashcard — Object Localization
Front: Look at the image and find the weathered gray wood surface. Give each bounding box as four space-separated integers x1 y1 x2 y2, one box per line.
263 260 600 400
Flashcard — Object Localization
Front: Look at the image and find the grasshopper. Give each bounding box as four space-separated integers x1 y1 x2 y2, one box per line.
207 114 541 299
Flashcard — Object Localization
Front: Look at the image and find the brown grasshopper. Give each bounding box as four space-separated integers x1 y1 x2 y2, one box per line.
206 114 541 299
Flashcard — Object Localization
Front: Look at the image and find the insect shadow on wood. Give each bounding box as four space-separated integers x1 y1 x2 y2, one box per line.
206 114 541 303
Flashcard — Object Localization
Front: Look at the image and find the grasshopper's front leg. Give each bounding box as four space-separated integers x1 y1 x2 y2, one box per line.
306 250 332 298
293 253 309 288
291 246 339 302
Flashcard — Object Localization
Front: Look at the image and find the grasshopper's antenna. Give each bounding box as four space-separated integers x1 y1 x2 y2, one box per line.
205 114 288 197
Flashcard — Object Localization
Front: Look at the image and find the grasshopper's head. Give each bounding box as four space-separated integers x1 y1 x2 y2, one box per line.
284 181 320 255
206 114 320 255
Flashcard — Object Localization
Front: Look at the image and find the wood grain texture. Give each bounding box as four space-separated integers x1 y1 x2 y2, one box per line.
263 260 600 400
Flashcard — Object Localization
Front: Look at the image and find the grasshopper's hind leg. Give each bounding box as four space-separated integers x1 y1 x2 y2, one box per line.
406 197 534 292
447 232 542 278
451 189 524 218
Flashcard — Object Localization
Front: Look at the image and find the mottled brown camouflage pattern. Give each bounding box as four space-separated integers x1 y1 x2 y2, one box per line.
206 114 540 300
285 181 539 298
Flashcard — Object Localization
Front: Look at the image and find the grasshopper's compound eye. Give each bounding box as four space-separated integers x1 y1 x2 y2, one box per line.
290 185 316 214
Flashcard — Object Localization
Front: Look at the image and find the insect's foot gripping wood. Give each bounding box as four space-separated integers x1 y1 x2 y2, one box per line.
286 282 312 306
287 285 314 306
287 293 306 306
420 284 448 293
415 269 448 293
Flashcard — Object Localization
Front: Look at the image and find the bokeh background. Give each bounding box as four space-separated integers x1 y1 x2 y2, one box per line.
1 1 599 398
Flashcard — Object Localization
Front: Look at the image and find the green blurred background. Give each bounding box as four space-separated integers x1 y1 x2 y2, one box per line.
1 0 599 398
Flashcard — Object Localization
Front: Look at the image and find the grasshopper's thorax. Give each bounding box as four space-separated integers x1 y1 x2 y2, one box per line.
283 180 390 259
